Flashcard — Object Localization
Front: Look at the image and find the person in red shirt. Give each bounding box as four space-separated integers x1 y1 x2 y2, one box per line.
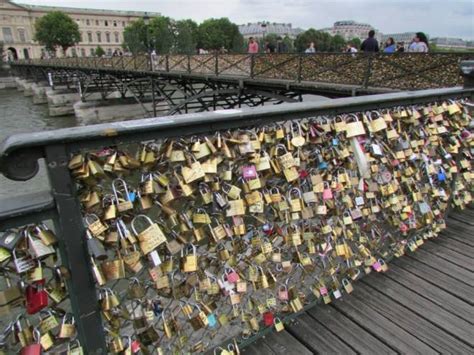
248 37 259 54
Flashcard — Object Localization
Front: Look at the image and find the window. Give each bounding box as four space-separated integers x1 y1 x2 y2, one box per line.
79 32 83 42
113 21 117 27
87 32 93 42
18 28 26 42
114 32 119 43
86 19 90 26
122 21 125 27
71 48 77 57
97 32 102 43
105 20 108 26
96 20 99 26
81 48 86 57
105 32 110 43
107 48 112 56
90 48 95 56
2 27 13 43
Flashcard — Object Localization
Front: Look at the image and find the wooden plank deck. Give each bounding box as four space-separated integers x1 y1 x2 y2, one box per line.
243 209 474 354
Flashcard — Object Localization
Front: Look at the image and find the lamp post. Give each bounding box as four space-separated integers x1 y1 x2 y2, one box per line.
143 12 157 116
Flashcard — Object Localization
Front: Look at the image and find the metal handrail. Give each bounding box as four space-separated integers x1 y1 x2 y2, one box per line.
12 52 474 90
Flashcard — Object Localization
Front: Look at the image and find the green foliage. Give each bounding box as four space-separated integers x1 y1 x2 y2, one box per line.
34 11 81 53
197 18 244 52
295 28 347 52
283 36 294 53
123 20 148 54
174 19 198 54
149 16 175 54
123 17 199 54
95 46 105 57
349 37 362 49
0 41 3 58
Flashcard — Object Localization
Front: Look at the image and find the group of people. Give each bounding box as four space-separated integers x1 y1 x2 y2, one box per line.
247 36 289 54
247 31 430 54
355 30 429 53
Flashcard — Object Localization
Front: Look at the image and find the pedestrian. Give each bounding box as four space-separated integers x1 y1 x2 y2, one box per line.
305 42 316 53
248 37 259 54
265 41 275 53
383 37 396 53
360 30 379 52
346 42 358 53
276 37 287 53
396 42 405 52
408 32 429 52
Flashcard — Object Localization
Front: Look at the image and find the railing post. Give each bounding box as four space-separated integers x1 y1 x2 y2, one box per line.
166 55 169 72
250 54 255 79
460 60 474 88
215 52 219 76
44 144 107 355
187 55 191 74
298 55 302 82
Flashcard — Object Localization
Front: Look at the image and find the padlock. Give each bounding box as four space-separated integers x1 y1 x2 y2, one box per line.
58 314 76 338
0 229 24 250
0 274 22 315
131 215 167 255
26 279 48 314
112 178 135 212
181 244 198 272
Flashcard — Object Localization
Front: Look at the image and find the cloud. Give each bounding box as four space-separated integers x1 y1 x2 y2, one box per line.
15 0 474 39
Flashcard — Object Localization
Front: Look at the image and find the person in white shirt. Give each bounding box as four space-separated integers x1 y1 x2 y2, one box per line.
305 42 316 53
408 32 429 52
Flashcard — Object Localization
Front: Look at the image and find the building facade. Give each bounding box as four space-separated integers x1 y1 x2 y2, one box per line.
431 37 474 50
238 22 304 40
320 20 381 42
0 0 159 60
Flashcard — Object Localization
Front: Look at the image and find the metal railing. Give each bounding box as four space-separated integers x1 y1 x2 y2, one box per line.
0 83 473 353
13 52 474 90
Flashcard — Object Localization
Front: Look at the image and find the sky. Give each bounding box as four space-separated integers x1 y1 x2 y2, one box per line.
15 0 474 39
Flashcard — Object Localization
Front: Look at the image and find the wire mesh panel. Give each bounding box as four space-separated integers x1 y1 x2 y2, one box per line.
301 53 369 86
0 223 77 353
168 55 189 73
368 53 470 90
253 54 300 81
217 55 252 77
189 55 216 75
65 98 472 353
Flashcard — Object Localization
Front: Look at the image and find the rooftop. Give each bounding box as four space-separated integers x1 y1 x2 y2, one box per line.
15 2 160 17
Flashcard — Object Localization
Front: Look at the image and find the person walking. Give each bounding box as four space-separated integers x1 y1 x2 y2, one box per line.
276 37 287 53
396 42 405 52
305 42 316 53
408 32 429 52
248 37 259 54
383 37 396 53
360 30 379 52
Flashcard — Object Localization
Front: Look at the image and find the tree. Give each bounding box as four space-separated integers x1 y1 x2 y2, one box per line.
34 11 81 55
282 36 294 53
349 37 361 49
95 46 105 57
149 16 175 54
123 20 148 54
197 18 244 52
174 19 198 54
295 29 347 52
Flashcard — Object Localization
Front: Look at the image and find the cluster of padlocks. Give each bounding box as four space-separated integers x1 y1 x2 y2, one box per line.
2 99 471 354
65 99 473 353
0 224 81 354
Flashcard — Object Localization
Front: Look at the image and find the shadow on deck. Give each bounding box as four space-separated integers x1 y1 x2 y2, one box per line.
244 208 474 354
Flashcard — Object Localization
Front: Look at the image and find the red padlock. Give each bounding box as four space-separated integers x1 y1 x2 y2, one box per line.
263 311 274 327
226 268 240 283
26 279 48 314
21 341 41 355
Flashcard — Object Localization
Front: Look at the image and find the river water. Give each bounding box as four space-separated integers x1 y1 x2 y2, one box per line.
0 88 77 199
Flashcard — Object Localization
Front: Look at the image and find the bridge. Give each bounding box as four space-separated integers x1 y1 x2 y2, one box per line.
0 60 473 354
11 52 473 117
